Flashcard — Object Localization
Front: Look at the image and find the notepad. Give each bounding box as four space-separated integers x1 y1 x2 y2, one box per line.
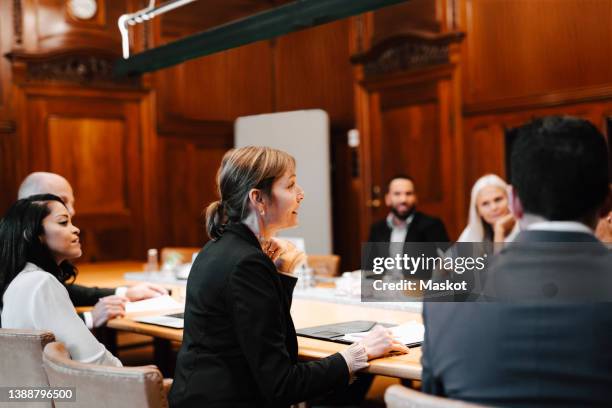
296 320 423 347
341 321 424 346
125 295 183 313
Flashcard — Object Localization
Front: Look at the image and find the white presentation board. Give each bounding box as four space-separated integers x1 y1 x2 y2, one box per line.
235 110 332 254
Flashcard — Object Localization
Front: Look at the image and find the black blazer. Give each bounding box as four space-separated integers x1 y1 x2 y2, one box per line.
169 223 349 408
422 230 612 408
368 211 449 244
365 212 450 277
66 284 115 307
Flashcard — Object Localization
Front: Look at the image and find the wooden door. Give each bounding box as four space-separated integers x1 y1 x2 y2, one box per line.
15 86 153 262
356 65 463 241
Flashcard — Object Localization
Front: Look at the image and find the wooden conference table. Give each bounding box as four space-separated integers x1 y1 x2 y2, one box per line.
78 261 423 380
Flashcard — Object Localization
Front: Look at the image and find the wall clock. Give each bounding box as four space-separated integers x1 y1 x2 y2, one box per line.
68 0 98 20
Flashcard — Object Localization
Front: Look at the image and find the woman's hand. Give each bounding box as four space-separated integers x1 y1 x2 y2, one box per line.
359 325 409 360
260 238 307 273
260 237 284 262
494 213 516 242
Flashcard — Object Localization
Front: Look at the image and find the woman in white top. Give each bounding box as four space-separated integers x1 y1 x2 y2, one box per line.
458 174 519 242
0 194 120 366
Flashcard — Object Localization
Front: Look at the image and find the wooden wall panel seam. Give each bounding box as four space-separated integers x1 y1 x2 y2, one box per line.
464 85 612 116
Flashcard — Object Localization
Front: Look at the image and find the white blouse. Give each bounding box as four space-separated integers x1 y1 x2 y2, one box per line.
1 263 121 367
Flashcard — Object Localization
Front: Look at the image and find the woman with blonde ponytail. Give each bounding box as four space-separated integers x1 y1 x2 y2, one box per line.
169 146 408 408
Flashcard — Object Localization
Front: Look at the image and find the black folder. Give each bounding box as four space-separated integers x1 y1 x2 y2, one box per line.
297 320 397 345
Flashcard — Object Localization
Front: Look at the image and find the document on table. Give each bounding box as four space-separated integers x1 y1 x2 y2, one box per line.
125 295 183 313
341 321 424 345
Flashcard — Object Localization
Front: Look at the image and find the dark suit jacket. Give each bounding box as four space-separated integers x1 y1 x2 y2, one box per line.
365 211 450 278
368 211 449 244
66 284 115 307
169 223 349 408
422 230 612 408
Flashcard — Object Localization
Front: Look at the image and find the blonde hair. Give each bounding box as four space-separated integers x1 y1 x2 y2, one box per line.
205 146 295 239
458 174 509 242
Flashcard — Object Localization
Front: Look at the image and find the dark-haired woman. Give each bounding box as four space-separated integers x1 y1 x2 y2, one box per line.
169 146 408 408
0 194 121 366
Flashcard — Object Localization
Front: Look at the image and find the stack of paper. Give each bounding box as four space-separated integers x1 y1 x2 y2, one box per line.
341 321 424 345
125 295 183 313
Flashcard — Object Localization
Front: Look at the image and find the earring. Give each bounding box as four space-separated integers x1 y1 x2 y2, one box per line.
260 210 265 216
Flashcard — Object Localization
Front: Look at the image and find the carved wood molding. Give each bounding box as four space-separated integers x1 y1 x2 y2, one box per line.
351 30 464 77
5 49 141 87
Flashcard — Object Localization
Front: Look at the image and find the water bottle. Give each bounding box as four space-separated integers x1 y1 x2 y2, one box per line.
145 248 159 273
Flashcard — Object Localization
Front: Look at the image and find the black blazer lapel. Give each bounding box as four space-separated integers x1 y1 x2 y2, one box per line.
404 212 421 243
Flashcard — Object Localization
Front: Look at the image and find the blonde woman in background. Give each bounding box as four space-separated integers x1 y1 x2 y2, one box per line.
458 174 519 242
430 175 519 298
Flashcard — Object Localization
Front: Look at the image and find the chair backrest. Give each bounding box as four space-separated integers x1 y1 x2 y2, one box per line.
0 329 55 385
0 329 55 407
307 254 341 277
160 247 200 265
43 342 168 408
385 385 491 408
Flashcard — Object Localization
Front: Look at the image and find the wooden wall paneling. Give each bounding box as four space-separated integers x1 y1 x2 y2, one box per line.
437 78 463 240
352 81 372 247
460 0 612 113
367 90 384 227
360 65 460 240
158 135 231 248
158 1 283 44
461 118 507 201
47 116 127 214
154 41 273 125
372 0 440 41
166 53 226 120
138 89 160 253
460 100 612 234
356 63 462 239
14 85 151 261
0 130 17 214
224 42 274 119
0 1 17 215
380 99 444 200
350 14 374 245
274 20 355 127
155 16 273 128
0 1 14 116
379 88 442 204
448 41 466 239
329 126 363 271
159 138 198 247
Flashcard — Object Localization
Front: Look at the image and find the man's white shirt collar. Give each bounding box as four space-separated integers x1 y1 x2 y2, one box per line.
525 214 594 235
386 212 415 229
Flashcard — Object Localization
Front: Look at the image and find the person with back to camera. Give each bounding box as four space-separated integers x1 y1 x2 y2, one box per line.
169 146 409 408
421 116 612 407
0 194 121 366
